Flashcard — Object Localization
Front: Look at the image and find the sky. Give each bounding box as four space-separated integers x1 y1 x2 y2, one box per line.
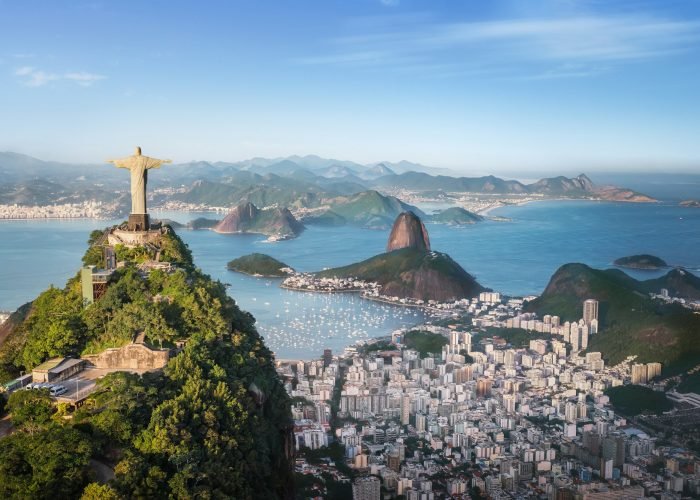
1 0 699 174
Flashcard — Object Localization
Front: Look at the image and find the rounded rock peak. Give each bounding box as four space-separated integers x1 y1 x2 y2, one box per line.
386 211 431 252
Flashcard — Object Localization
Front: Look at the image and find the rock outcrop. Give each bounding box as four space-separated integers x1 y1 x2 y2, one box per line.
213 202 304 239
317 211 485 302
386 211 431 252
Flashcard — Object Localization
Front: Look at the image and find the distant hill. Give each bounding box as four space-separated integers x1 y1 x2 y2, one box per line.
372 172 528 193
317 164 359 178
227 253 292 277
640 268 700 300
680 200 700 208
188 217 220 230
360 163 396 180
213 202 304 239
429 207 484 225
155 217 220 230
528 174 595 195
320 190 426 229
614 254 668 270
525 263 700 368
2 152 654 209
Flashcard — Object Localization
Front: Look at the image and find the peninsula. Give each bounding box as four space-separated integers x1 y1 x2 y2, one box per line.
283 211 485 303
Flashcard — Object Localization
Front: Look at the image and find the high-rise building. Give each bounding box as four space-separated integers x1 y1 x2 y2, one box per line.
602 434 626 467
646 362 662 380
570 325 580 351
503 394 516 414
353 476 381 500
631 363 648 384
323 349 332 367
589 318 599 335
416 413 426 432
401 394 411 426
583 299 599 324
580 327 589 350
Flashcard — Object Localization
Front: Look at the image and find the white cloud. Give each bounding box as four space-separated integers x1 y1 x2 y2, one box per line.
295 13 700 78
64 72 106 86
13 67 106 87
14 66 35 76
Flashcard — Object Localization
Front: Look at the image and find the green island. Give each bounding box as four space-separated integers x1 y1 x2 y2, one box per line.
605 385 673 416
614 254 668 270
428 206 483 225
0 226 293 498
227 253 292 277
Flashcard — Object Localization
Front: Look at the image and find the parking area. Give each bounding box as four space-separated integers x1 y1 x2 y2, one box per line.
18 366 155 404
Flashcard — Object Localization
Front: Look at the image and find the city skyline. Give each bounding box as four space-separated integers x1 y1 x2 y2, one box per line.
1 0 700 172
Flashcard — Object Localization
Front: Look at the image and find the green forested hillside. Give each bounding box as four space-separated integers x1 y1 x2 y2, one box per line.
0 227 293 498
317 247 484 302
526 263 700 369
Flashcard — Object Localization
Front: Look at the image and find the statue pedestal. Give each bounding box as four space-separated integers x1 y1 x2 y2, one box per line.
108 227 163 247
127 214 150 231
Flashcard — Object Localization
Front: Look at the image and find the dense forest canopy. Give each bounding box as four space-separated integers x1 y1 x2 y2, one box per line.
0 226 293 498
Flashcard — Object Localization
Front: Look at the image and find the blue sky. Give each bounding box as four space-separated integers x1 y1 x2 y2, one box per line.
1 0 699 173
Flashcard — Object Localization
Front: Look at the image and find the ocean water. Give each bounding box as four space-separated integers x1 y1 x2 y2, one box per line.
1 200 699 359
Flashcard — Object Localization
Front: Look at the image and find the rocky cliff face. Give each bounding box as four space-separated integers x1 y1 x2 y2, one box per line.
386 211 431 252
213 202 304 238
214 202 259 233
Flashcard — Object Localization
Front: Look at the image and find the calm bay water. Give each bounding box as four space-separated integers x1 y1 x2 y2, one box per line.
1 200 699 359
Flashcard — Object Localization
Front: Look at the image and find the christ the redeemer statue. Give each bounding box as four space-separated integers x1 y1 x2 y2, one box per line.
107 147 171 231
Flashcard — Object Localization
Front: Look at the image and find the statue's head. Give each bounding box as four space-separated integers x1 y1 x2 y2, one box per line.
135 146 142 156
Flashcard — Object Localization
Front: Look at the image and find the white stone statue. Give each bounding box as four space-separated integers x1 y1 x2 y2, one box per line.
107 147 171 214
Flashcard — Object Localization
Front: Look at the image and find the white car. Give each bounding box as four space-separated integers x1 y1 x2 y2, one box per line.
50 385 67 396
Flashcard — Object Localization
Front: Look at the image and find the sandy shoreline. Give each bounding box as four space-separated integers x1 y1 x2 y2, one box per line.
476 197 592 217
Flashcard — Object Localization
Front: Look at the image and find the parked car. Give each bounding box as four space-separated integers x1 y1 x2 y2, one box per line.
50 385 67 397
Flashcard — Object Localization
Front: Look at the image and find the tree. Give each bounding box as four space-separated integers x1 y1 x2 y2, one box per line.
0 426 93 499
7 389 54 434
144 304 178 348
82 230 106 267
80 483 119 500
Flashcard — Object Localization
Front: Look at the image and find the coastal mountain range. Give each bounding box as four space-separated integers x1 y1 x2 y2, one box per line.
0 151 654 209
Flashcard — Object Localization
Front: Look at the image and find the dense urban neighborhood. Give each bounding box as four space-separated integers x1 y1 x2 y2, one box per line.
278 292 700 499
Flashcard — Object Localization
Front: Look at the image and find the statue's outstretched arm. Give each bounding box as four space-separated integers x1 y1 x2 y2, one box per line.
145 158 172 170
106 158 131 169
